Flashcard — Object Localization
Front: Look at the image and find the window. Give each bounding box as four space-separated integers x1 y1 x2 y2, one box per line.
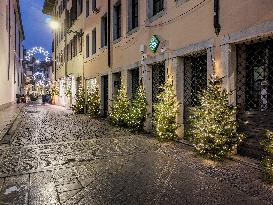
128 0 138 31
62 0 67 11
153 0 164 16
92 28 96 55
131 68 139 97
86 0 89 17
79 30 83 53
73 35 77 57
71 0 77 22
52 40 55 53
113 2 121 40
86 34 90 57
77 0 83 17
101 14 107 47
92 0 97 10
148 0 164 18
70 41 73 59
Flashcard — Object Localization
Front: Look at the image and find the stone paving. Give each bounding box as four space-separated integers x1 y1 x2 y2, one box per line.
0 104 272 205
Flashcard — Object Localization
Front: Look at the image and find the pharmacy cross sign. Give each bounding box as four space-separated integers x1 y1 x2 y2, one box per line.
149 35 160 53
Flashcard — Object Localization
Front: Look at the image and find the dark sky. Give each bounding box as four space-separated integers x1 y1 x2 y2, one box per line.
20 0 52 55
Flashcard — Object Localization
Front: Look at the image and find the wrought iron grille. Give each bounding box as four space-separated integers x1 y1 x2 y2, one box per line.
152 62 166 103
113 72 121 97
102 75 108 117
184 52 207 107
184 52 207 120
131 68 140 98
237 38 273 112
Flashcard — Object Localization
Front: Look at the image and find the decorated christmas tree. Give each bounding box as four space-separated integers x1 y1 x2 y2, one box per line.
65 80 72 98
188 75 245 161
72 84 86 114
51 81 60 97
109 84 129 126
50 81 60 104
125 85 148 131
260 130 273 183
153 78 180 141
87 86 100 118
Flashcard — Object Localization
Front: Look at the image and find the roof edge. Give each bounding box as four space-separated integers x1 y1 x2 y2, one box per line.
42 0 56 16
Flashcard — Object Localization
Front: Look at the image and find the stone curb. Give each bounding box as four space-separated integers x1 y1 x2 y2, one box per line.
0 104 25 142
177 139 262 170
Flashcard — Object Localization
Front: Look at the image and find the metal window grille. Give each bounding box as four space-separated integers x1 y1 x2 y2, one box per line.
113 72 121 97
132 0 138 29
152 62 166 103
153 0 164 15
131 68 140 98
236 38 273 112
102 75 108 117
184 52 207 120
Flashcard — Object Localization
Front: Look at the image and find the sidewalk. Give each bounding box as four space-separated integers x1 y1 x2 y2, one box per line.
0 103 25 141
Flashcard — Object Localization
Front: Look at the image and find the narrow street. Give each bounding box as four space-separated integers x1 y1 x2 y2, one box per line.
0 105 272 205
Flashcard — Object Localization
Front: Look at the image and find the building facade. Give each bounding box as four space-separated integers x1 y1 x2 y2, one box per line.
0 0 25 110
44 0 273 159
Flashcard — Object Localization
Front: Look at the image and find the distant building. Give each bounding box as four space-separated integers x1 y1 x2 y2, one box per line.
44 0 273 159
0 0 25 110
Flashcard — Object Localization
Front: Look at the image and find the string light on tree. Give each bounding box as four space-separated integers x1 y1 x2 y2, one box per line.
125 85 148 131
153 77 180 141
86 85 100 118
72 84 86 114
188 75 246 161
260 130 273 183
109 83 130 126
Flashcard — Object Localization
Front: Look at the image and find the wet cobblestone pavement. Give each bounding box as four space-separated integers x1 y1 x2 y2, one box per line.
0 105 272 205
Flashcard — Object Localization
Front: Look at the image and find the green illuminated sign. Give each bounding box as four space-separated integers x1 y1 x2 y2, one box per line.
149 35 160 53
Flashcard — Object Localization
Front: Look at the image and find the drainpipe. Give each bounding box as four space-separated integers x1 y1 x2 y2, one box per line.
214 0 221 36
8 0 11 80
54 39 57 81
107 0 111 67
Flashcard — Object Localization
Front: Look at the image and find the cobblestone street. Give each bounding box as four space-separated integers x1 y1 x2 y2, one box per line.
0 105 272 205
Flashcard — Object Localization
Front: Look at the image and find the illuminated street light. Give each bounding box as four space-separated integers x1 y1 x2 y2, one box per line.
49 19 60 30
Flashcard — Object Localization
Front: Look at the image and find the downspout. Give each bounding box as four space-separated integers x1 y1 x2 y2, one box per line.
14 10 16 84
107 0 111 67
214 0 221 36
8 0 11 80
54 38 57 81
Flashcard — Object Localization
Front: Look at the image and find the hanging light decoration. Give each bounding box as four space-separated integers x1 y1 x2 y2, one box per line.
25 46 51 62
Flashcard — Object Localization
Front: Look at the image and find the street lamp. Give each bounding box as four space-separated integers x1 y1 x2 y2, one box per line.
48 19 60 30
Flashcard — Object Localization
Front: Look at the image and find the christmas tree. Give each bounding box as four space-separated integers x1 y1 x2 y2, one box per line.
261 130 273 183
153 78 180 141
51 81 60 97
109 84 129 126
72 84 86 114
188 75 245 161
50 81 60 104
65 80 72 98
125 85 148 131
87 86 100 118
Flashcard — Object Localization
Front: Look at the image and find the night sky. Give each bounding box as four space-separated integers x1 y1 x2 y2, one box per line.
20 0 52 55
